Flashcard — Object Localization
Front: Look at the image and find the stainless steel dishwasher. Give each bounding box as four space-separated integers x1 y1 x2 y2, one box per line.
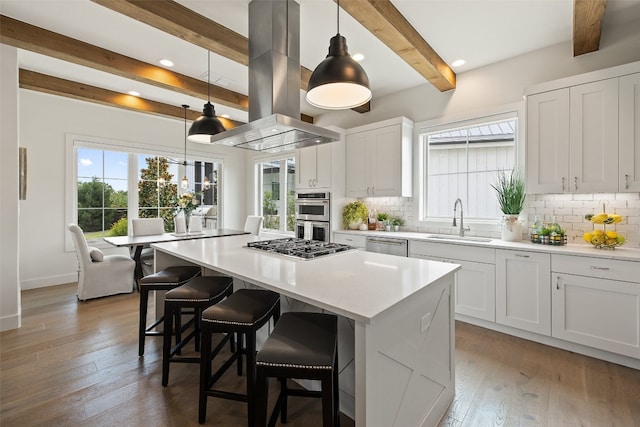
365 236 408 257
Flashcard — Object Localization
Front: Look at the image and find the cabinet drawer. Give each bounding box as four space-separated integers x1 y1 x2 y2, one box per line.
552 254 640 283
409 241 495 264
333 233 366 248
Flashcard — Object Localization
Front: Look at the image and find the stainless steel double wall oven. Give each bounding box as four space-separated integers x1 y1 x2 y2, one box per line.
294 192 331 242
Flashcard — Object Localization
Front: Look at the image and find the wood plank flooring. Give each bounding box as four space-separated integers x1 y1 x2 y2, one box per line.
1 283 639 426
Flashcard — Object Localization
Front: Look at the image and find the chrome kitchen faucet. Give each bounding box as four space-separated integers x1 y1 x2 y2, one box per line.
453 198 470 237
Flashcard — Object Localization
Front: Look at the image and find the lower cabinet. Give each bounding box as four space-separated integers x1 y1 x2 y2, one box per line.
496 250 551 335
551 255 640 359
410 242 496 322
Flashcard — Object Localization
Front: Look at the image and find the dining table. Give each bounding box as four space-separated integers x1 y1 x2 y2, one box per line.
103 228 249 285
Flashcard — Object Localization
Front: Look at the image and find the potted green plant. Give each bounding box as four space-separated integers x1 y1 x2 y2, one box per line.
342 201 369 230
491 170 526 241
390 216 405 232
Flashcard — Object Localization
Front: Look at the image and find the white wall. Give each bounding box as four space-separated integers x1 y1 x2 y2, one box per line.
17 90 246 290
0 45 21 331
316 18 640 129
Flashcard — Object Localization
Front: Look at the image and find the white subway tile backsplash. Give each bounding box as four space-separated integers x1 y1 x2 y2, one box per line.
358 193 640 246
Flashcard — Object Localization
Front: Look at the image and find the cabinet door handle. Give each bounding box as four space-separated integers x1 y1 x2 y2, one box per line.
372 186 375 195
574 176 578 191
556 276 560 290
625 174 630 189
562 177 566 191
515 253 530 258
367 187 370 196
590 266 610 271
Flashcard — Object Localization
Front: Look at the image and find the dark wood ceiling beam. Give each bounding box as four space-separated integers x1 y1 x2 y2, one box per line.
336 0 455 92
19 69 242 129
573 0 608 56
0 15 248 111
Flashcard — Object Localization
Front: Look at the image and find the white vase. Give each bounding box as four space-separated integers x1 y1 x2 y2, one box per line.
501 215 523 241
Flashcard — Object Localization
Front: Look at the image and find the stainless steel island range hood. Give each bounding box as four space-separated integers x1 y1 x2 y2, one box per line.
207 0 340 153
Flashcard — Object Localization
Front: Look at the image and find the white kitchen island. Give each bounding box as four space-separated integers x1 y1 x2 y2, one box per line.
152 234 460 427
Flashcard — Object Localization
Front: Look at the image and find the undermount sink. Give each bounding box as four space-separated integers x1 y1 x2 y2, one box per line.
426 235 493 243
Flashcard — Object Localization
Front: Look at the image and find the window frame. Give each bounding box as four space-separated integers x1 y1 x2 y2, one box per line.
414 102 525 233
254 153 296 235
65 134 224 251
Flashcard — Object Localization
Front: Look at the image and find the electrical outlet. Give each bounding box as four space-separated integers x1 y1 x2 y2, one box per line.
421 312 432 333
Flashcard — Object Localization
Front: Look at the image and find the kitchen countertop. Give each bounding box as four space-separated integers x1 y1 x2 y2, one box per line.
152 234 461 323
335 229 640 262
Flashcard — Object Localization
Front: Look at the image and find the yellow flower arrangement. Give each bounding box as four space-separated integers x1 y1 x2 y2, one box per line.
583 210 625 249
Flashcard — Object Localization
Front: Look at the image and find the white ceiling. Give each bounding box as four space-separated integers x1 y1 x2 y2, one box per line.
2 0 640 123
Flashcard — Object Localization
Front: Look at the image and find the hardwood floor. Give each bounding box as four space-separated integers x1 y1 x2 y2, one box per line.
1 283 639 426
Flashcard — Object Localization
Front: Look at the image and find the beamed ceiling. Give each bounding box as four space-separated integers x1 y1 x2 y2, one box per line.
0 0 632 125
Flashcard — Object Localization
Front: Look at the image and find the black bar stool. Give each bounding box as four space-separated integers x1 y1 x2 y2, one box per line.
138 265 201 357
162 275 234 386
255 312 339 427
198 289 280 426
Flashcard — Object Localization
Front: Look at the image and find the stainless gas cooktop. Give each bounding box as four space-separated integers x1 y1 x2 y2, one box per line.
246 238 353 260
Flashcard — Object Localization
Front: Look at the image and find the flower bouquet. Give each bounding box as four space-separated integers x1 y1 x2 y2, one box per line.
583 206 625 249
175 192 198 215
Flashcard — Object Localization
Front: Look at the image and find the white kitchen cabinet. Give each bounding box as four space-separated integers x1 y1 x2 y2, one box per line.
345 117 412 197
296 143 332 190
496 250 551 335
333 232 366 249
569 78 619 193
410 241 496 322
551 255 640 359
619 72 640 192
526 88 570 194
526 79 619 193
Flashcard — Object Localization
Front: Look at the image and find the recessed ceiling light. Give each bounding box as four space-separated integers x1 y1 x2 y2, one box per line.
128 90 140 97
452 59 466 67
352 53 365 62
159 58 174 67
221 114 230 119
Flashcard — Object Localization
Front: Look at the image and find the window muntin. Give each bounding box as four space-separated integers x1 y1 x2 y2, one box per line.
258 157 296 233
424 118 517 221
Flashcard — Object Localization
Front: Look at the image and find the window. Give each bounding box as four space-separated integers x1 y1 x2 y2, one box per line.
73 142 220 243
258 157 296 232
77 148 129 240
422 115 517 221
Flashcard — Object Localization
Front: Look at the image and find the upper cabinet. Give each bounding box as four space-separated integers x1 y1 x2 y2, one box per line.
527 79 619 193
525 61 640 194
619 73 640 192
296 143 332 190
345 117 413 197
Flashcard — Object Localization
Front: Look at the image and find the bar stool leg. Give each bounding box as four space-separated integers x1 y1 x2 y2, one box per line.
161 302 174 387
246 330 257 427
138 288 149 357
321 373 334 427
199 325 212 424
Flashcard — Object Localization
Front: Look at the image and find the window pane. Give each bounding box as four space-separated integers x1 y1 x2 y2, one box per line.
425 118 516 220
286 157 296 232
262 161 280 231
77 148 103 178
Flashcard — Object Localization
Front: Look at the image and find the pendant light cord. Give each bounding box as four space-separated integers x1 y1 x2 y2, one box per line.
207 50 211 103
183 104 188 166
336 0 340 35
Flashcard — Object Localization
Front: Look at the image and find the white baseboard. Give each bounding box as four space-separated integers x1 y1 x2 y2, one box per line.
21 273 77 290
0 313 21 332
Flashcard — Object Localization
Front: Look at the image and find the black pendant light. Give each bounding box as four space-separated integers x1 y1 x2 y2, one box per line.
188 50 226 143
181 104 190 189
306 0 371 110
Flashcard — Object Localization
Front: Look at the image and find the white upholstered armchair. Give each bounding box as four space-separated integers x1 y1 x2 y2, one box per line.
68 223 135 301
